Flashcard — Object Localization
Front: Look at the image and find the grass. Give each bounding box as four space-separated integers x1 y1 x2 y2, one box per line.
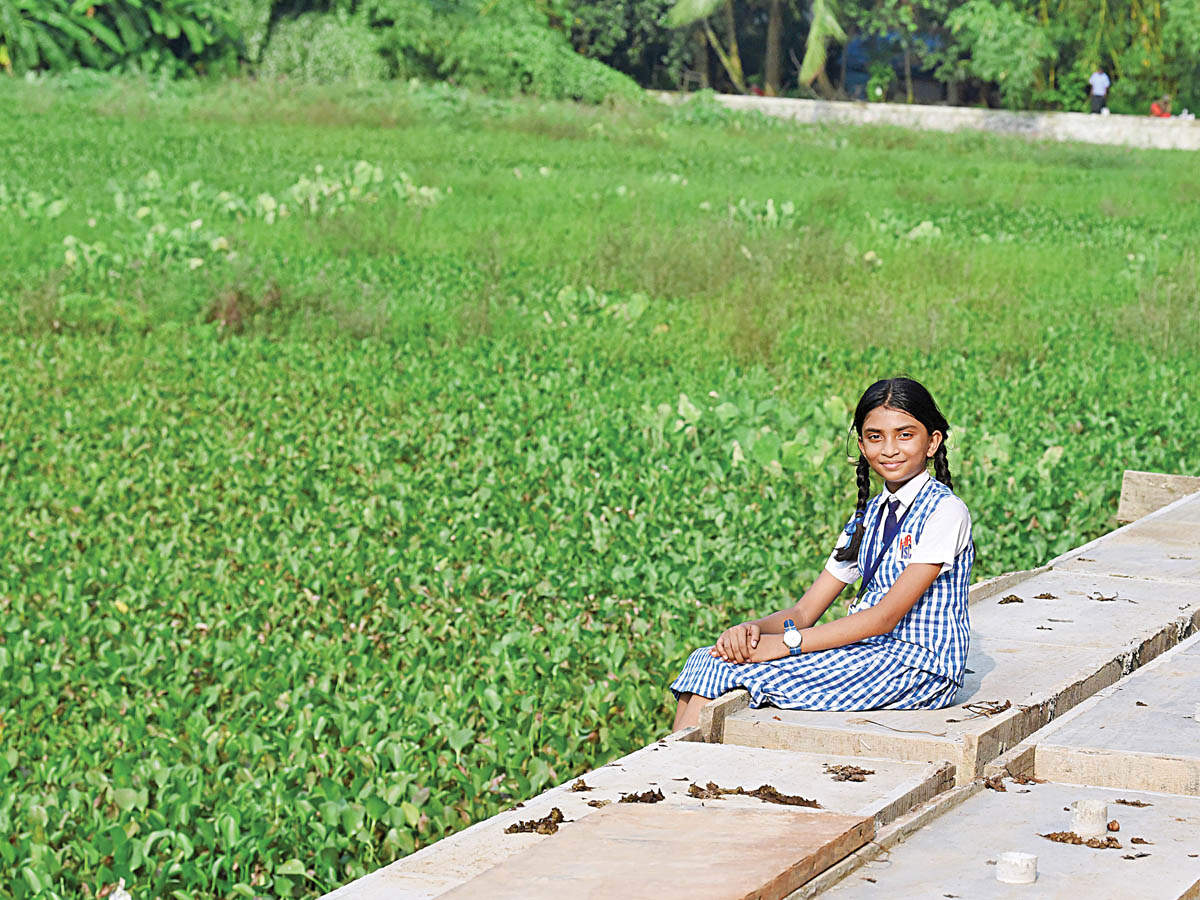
1 75 1197 898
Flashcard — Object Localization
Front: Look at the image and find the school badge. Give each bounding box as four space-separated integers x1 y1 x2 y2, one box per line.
897 533 913 559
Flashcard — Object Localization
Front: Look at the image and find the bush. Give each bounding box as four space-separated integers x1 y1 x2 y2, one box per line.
258 11 387 82
374 0 641 102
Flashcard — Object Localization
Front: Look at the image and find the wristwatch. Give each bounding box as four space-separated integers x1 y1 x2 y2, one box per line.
782 618 803 655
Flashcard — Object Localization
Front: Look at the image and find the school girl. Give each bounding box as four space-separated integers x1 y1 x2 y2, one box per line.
671 377 974 732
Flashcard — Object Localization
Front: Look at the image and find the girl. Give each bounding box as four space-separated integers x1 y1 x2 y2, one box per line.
671 377 973 731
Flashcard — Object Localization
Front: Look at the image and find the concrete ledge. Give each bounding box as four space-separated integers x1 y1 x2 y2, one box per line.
323 741 958 899
787 781 984 899
698 688 751 742
657 92 1200 151
816 782 1200 898
1026 632 1200 795
720 491 1200 784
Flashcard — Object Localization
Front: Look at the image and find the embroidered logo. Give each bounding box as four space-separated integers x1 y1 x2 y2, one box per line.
897 533 913 559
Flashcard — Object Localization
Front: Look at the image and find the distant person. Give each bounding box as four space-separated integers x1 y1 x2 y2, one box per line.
670 378 974 729
1088 67 1111 114
1150 95 1172 118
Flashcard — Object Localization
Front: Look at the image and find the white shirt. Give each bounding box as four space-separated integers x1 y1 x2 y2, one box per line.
1089 72 1111 97
825 470 972 584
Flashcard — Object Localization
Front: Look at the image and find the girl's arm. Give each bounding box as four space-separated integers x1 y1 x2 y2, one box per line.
712 571 848 662
742 563 942 663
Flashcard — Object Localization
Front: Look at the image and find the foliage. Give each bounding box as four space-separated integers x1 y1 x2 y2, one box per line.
0 0 239 75
797 0 845 85
1 77 1198 897
258 11 386 82
562 0 692 89
371 0 641 101
946 0 1053 109
866 59 894 100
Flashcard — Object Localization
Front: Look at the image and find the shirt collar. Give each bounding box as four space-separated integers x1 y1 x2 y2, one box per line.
883 470 930 512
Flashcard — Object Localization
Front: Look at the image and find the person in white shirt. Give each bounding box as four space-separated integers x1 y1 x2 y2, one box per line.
1089 67 1111 114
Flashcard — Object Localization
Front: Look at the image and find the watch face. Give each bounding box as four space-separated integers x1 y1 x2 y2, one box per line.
783 629 801 648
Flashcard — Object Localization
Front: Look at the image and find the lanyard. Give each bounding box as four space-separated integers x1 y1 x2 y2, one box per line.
856 488 922 597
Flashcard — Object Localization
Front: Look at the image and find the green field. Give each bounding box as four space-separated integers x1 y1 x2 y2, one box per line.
2 76 1197 898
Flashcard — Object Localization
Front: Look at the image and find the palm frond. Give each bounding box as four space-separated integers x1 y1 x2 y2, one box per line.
798 0 846 85
665 0 725 29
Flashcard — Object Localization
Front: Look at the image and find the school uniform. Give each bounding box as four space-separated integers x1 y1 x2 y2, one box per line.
670 471 974 711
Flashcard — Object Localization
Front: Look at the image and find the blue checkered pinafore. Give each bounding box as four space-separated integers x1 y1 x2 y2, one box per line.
670 479 973 711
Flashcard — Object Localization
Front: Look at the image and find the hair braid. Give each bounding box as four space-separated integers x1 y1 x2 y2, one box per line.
932 443 953 492
833 455 873 562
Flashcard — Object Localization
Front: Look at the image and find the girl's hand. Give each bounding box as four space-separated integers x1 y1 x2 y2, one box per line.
711 622 760 663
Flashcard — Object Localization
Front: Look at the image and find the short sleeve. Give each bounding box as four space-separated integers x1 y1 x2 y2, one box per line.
907 495 972 574
824 522 860 584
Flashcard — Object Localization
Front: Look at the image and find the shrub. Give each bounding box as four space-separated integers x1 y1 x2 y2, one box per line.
258 11 387 82
374 0 641 102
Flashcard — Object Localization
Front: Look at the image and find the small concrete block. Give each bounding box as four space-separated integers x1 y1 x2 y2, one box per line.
995 850 1037 884
818 783 1200 899
1071 798 1109 839
1117 470 1200 523
698 688 750 742
441 803 873 900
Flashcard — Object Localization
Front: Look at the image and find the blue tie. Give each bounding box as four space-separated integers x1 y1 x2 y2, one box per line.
857 498 903 597
880 498 901 551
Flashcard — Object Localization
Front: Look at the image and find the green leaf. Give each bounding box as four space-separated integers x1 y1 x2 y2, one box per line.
275 858 307 876
665 0 724 28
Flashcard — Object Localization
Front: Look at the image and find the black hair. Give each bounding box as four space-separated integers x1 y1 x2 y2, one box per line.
833 377 953 562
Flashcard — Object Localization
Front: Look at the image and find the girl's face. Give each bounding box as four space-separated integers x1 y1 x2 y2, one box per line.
858 405 943 490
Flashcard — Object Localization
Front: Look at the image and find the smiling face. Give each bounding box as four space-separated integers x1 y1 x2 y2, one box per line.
858 405 943 491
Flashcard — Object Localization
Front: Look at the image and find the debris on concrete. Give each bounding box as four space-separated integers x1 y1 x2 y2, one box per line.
618 788 663 804
1114 798 1152 807
686 781 822 807
504 808 565 835
1040 831 1122 849
569 779 591 792
999 595 1023 604
824 764 875 782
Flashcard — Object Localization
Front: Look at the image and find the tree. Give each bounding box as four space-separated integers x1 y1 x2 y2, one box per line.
667 0 846 94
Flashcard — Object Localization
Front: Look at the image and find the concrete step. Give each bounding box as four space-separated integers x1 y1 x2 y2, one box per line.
811 782 1200 899
323 738 955 899
443 803 871 900
1012 631 1200 795
717 492 1200 783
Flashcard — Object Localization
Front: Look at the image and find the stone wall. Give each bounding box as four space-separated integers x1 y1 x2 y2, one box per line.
660 92 1200 152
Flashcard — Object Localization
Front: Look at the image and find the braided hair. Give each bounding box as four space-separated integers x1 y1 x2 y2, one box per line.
833 377 952 562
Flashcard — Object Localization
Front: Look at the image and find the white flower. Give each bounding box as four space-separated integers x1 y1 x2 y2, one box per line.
189 218 203 231
135 206 150 219
187 257 204 270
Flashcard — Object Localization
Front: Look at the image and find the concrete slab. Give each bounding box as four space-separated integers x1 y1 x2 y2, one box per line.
321 740 953 900
1031 632 1200 795
442 803 872 900
719 571 1200 783
1053 521 1200 583
817 782 1200 899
